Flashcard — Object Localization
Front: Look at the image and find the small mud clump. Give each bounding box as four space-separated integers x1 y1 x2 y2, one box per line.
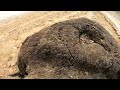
10 18 120 79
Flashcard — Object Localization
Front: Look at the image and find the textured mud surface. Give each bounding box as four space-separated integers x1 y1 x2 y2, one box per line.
12 18 120 79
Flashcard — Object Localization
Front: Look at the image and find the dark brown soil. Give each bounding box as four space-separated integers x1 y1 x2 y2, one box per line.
11 17 120 79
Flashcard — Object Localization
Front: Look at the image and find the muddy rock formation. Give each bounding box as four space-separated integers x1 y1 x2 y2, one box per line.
10 18 120 79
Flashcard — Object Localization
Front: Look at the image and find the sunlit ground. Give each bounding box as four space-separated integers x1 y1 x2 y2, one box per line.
0 11 30 20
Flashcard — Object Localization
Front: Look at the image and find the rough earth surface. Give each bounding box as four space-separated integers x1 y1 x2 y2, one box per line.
0 11 120 79
12 17 120 79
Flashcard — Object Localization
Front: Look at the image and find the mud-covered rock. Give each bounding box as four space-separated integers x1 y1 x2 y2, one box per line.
10 17 120 79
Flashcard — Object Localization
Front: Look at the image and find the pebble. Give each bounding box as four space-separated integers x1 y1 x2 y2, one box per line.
85 72 89 75
3 65 7 68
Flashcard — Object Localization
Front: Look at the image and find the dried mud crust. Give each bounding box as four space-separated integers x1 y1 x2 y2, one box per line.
12 17 120 79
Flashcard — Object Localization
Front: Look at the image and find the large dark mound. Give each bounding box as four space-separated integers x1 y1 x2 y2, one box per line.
11 17 120 79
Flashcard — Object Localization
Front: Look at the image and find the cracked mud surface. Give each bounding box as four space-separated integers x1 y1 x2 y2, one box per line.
0 11 120 79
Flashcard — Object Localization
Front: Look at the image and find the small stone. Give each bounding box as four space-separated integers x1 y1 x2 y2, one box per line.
85 72 89 75
3 65 7 68
89 40 94 43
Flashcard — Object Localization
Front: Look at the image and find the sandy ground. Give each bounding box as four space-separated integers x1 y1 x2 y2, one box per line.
101 11 120 36
0 11 30 20
0 11 120 79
